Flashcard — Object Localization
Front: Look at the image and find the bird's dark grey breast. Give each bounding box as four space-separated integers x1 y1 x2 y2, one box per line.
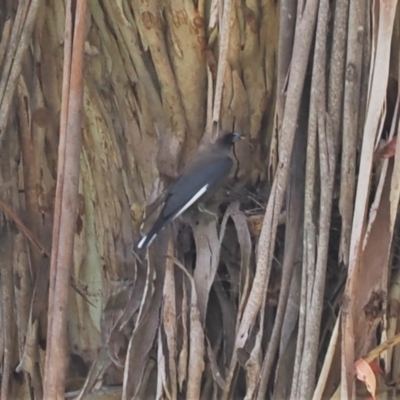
161 155 233 219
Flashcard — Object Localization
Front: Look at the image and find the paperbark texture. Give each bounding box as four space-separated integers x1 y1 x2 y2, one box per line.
1 1 400 399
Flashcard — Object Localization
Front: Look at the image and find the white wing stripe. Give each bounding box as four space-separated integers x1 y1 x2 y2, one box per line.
147 233 158 246
174 184 209 219
137 184 208 249
137 235 148 249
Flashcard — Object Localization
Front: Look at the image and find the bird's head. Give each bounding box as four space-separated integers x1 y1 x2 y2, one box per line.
217 132 243 148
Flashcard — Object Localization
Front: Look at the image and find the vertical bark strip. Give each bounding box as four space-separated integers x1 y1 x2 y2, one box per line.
339 0 365 266
342 0 398 397
43 1 86 398
0 0 41 137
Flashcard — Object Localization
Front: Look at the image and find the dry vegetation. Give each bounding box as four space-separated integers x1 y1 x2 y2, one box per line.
1 0 400 399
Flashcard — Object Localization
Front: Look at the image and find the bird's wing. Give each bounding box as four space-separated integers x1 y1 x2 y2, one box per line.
161 155 233 219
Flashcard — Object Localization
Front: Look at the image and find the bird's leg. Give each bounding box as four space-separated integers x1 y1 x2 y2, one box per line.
197 202 219 222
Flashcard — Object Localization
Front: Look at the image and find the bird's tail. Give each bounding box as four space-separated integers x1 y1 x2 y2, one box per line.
137 216 167 249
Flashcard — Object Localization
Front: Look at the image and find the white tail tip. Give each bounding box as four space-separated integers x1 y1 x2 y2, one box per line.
137 233 158 249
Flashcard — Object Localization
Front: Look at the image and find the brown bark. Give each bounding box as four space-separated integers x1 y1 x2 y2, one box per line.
1 1 400 399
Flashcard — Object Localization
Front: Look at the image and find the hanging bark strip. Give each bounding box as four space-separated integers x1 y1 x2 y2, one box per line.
43 0 87 399
0 0 41 137
341 0 398 398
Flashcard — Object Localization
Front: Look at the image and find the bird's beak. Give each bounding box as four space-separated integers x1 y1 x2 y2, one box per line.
232 132 243 142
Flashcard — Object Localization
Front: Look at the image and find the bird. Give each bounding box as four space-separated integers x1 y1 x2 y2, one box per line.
137 132 242 249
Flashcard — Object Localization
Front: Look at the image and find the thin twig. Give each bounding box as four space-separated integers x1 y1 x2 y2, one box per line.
0 198 50 257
